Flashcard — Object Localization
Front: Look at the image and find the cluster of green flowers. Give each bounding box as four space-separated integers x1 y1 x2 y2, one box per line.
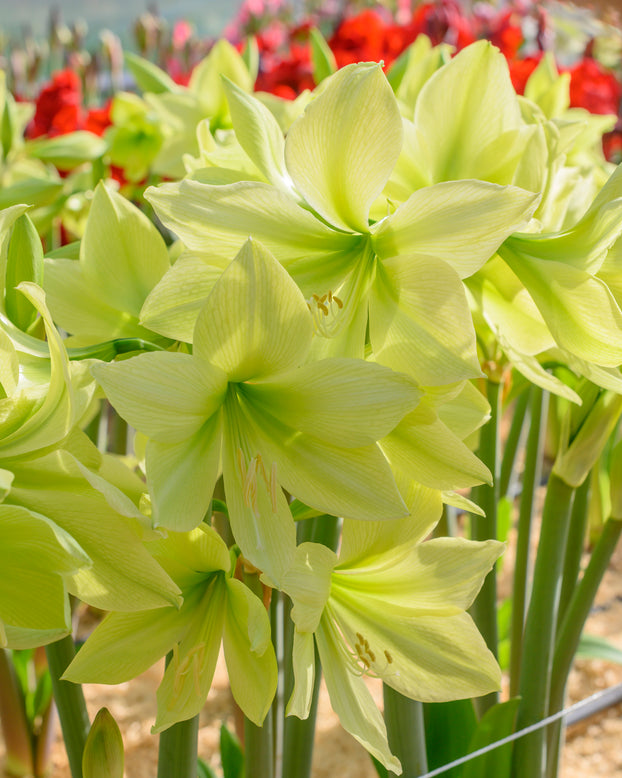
3 32 622 774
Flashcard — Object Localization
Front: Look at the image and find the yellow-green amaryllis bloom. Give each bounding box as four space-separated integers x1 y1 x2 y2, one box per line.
92 239 420 585
64 525 277 732
0 284 181 619
144 61 538 384
495 164 622 371
43 182 172 346
282 517 503 773
0 503 90 648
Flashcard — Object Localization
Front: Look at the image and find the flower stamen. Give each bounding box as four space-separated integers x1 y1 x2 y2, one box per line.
306 290 345 338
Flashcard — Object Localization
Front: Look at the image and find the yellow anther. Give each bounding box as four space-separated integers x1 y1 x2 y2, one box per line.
306 289 346 337
384 650 393 665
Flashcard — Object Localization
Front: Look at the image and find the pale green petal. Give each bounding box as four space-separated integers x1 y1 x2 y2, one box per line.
2 625 69 649
8 451 182 611
146 179 358 262
92 352 227 444
441 490 484 517
435 380 490 441
412 40 523 182
224 577 277 726
281 542 338 632
193 239 313 381
146 414 222 532
369 258 482 385
44 258 154 341
333 536 502 613
317 615 401 774
243 402 408 521
337 481 442 566
80 183 170 315
223 79 291 191
0 327 19 396
154 577 227 732
372 180 538 279
500 244 622 366
147 526 231 590
139 253 228 342
466 255 556 357
0 283 74 459
380 406 492 491
285 63 402 233
498 338 582 404
242 358 420 448
222 424 296 587
286 630 316 718
189 39 253 123
329 595 501 703
0 504 88 631
63 601 195 684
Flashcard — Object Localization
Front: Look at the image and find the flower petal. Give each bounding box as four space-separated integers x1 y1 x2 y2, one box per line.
286 630 316 719
193 239 313 381
92 352 227 444
224 578 277 726
372 180 538 279
242 358 420 449
285 63 402 233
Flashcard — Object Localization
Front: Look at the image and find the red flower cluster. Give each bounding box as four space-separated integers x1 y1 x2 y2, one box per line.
26 69 111 140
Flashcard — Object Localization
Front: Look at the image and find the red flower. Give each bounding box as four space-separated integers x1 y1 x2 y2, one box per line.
255 43 314 98
409 0 476 50
329 9 389 68
27 69 83 139
568 57 622 116
84 102 112 137
507 54 542 95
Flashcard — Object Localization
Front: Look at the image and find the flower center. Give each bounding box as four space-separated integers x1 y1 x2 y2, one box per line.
306 290 344 338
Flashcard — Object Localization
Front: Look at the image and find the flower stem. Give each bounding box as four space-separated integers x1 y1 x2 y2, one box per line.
281 515 341 778
157 715 199 778
545 516 622 777
511 473 575 778
156 650 199 778
499 387 530 500
245 713 274 778
45 635 90 778
557 476 590 630
509 386 548 698
470 378 501 714
383 685 427 778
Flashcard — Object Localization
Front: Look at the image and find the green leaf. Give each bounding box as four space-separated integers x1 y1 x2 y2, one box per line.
310 27 337 85
220 724 244 778
25 132 107 169
124 51 180 94
461 698 520 778
576 633 622 664
5 213 43 331
423 699 477 776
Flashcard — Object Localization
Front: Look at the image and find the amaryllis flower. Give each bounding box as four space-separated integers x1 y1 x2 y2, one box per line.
568 56 622 116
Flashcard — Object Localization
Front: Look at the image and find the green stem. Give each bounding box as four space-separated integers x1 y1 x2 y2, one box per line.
545 517 622 778
45 635 90 778
383 685 427 778
511 473 575 778
551 515 622 710
281 515 341 778
469 378 501 714
557 476 590 629
509 386 548 698
0 649 34 777
245 712 274 778
156 651 199 778
499 387 531 501
157 715 199 778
